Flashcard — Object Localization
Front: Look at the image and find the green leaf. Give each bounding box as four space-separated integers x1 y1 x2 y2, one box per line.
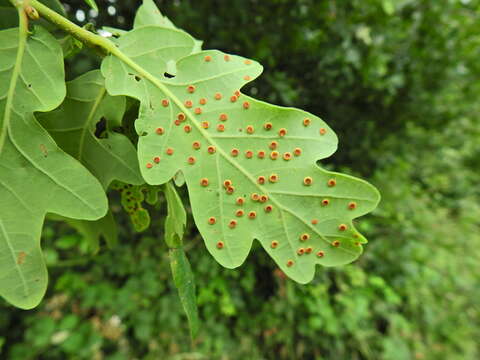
39 0 66 16
164 181 193 336
169 248 199 338
39 70 143 246
101 21 380 283
111 181 151 232
134 0 203 53
143 184 162 205
382 0 395 15
51 211 118 252
134 0 177 29
0 25 107 309
83 0 98 12
39 70 143 189
58 34 83 59
0 0 66 31
0 7 17 29
164 181 186 249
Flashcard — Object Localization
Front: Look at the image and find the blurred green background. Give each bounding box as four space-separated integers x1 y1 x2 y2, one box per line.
1 0 479 359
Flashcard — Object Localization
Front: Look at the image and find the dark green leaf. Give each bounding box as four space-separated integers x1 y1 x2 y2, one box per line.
169 248 200 338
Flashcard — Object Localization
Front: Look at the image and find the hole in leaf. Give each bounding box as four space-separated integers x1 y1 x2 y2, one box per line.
94 117 107 138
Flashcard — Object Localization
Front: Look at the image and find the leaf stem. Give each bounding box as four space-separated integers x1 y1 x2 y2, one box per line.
28 0 117 54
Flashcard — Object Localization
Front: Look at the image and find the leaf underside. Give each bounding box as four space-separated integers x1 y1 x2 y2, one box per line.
0 26 107 309
101 2 381 283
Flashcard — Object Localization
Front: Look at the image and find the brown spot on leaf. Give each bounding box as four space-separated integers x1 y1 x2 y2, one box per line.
300 233 310 241
303 177 313 186
327 179 336 187
17 251 26 265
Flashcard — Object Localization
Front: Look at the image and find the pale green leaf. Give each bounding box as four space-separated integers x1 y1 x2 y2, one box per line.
134 0 177 29
134 0 203 52
0 25 107 309
173 170 185 187
169 248 199 338
164 181 186 248
101 23 380 283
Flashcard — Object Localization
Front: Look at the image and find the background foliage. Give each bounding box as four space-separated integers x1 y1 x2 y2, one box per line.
1 0 479 359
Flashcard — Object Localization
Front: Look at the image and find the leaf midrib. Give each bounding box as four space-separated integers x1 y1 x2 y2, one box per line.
0 8 26 154
109 46 357 255
78 87 106 161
